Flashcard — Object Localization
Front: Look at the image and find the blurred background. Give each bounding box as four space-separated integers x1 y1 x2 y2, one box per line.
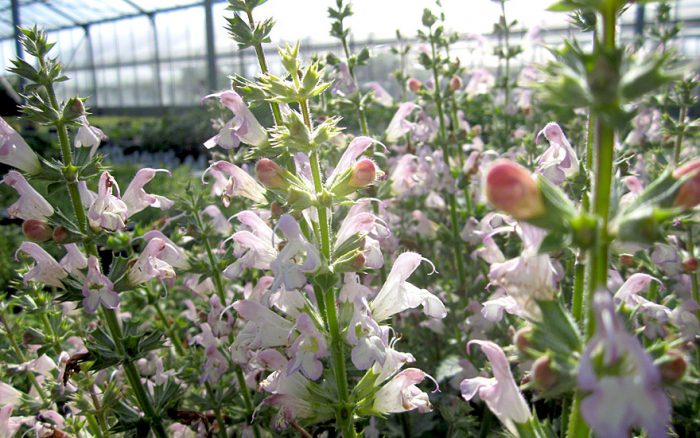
1 0 700 114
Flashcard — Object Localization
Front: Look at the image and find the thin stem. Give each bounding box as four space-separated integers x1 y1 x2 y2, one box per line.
103 309 168 438
89 386 110 437
673 105 687 165
688 227 700 305
153 295 185 357
428 29 466 293
245 8 283 126
204 382 228 438
0 312 48 403
40 311 62 355
571 255 585 324
43 64 167 436
302 96 355 437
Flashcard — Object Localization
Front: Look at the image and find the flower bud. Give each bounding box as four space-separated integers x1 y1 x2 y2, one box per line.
407 78 422 93
513 327 532 354
349 159 377 188
255 159 286 189
683 257 698 273
449 75 463 91
659 349 687 384
485 160 545 220
270 202 284 218
52 225 80 244
619 253 635 267
672 159 700 209
532 356 558 390
22 220 53 242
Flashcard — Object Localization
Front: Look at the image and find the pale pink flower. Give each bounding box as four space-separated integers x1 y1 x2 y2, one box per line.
370 252 446 321
193 323 229 385
204 90 267 149
0 117 41 174
373 368 434 414
270 214 320 291
327 136 376 187
332 62 357 96
202 205 233 235
82 256 119 313
203 161 266 205
460 340 531 434
465 69 495 97
122 168 173 216
88 171 128 232
127 238 176 286
536 122 580 185
143 230 190 270
578 292 670 438
59 243 88 280
15 242 67 288
385 102 420 143
74 115 106 157
232 300 294 362
3 170 53 220
365 82 394 107
225 211 278 279
287 313 329 380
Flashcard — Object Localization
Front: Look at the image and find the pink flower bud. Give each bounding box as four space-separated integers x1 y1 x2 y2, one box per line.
532 356 557 390
407 78 422 93
22 220 53 242
683 257 698 274
449 75 463 91
348 158 376 188
255 158 286 189
673 159 700 209
659 349 687 384
485 160 545 220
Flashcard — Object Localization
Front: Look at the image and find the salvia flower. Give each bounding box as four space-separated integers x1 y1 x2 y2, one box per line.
256 158 287 189
88 171 128 232
121 168 173 216
224 211 278 279
270 214 320 290
0 117 41 174
143 230 190 270
365 82 394 107
82 256 119 314
460 340 532 435
203 161 267 205
385 103 420 143
74 115 106 157
3 170 53 221
485 159 545 220
373 368 434 414
15 242 67 288
672 159 700 209
231 300 294 362
287 313 329 380
578 292 671 438
536 122 580 185
59 243 88 280
204 90 267 149
370 252 446 321
126 238 176 286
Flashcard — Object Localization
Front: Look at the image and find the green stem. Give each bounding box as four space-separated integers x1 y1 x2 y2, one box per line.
89 386 111 437
0 312 48 403
571 255 585 324
204 381 228 438
85 414 103 438
428 30 466 293
235 367 261 438
245 8 283 126
103 309 169 438
688 227 700 305
153 296 185 357
568 9 617 438
303 97 355 437
40 311 62 355
673 105 687 165
43 67 167 436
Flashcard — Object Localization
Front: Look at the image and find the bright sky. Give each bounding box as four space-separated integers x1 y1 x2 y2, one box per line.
254 0 568 44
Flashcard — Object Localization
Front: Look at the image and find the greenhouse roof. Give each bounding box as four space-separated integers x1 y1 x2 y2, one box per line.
0 0 224 40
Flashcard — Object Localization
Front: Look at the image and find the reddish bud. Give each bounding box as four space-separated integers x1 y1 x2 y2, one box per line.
270 202 284 218
449 75 463 91
351 253 366 270
532 356 558 390
673 159 700 209
52 226 69 243
513 327 532 354
255 159 286 189
22 220 53 242
485 159 545 220
407 78 422 93
683 257 698 273
619 253 635 267
349 159 377 188
659 350 687 384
